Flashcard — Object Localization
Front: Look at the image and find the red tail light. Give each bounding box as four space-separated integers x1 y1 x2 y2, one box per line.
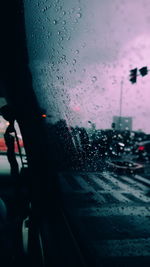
138 145 145 151
42 114 47 118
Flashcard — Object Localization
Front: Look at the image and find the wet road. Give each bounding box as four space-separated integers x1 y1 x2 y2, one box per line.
59 168 150 266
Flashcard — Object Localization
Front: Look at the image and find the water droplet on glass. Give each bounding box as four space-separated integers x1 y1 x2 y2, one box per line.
42 8 46 12
92 76 97 83
58 6 62 11
53 20 58 25
62 20 66 25
73 59 77 64
82 42 86 48
77 12 82 18
75 50 79 54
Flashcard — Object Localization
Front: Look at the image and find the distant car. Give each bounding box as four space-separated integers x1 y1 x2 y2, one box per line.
106 160 144 174
0 131 24 154
134 141 150 161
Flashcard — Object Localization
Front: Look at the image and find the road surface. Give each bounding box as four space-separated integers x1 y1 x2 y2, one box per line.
59 168 150 266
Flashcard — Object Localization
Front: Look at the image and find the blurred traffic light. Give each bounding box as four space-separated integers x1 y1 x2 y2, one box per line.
41 114 47 118
139 66 148 76
129 68 137 84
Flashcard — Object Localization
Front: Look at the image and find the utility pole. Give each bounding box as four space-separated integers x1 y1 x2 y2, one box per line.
119 80 123 118
119 80 123 130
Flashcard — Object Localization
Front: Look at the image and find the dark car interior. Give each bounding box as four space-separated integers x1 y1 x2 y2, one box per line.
0 1 150 267
0 1 88 266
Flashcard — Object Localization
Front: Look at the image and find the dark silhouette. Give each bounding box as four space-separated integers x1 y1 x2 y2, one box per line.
0 105 19 177
4 121 19 177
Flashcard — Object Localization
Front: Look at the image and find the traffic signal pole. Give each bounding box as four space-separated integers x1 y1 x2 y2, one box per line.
119 80 123 130
119 80 123 118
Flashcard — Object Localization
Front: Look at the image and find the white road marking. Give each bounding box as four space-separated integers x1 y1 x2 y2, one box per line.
102 172 150 202
87 173 131 203
134 174 150 186
58 171 150 204
118 174 148 191
75 174 106 203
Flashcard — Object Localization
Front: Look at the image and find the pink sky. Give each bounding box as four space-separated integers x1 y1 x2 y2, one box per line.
68 34 150 132
25 0 150 133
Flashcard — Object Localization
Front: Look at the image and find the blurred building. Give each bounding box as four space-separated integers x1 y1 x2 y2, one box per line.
112 116 132 131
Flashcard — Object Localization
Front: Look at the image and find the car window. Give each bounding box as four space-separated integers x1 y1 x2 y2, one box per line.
0 114 24 154
23 1 150 265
